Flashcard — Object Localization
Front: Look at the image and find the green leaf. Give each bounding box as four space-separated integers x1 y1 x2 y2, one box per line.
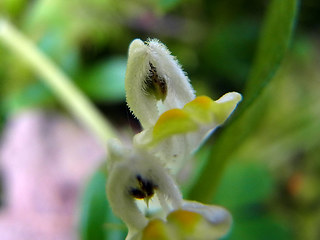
225 213 292 240
158 0 181 11
188 0 299 203
212 161 291 240
3 82 55 114
78 57 126 102
213 161 274 209
79 169 126 240
79 170 108 240
204 19 258 86
0 0 27 18
37 28 80 76
243 0 299 109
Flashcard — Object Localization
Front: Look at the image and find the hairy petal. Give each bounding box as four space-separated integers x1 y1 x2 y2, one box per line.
125 39 195 128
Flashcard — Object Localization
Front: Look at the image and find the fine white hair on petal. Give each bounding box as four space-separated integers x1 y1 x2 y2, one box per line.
125 38 196 128
146 39 195 112
125 39 158 129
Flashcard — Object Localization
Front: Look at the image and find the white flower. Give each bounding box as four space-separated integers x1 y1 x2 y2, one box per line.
125 39 195 129
106 140 183 239
106 38 241 240
137 200 232 240
125 38 242 172
106 141 232 240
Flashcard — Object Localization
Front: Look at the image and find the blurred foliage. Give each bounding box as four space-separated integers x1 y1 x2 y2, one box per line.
79 169 126 240
213 43 320 239
188 0 298 202
77 57 127 102
1 0 320 240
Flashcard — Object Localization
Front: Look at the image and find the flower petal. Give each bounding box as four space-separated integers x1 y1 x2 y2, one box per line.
141 219 172 240
106 142 183 233
125 39 159 129
152 109 198 144
168 201 232 239
134 93 242 172
141 201 232 240
210 92 243 124
180 200 232 236
125 38 195 128
146 39 195 111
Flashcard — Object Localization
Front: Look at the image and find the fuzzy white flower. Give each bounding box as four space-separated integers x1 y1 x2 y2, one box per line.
125 39 195 129
106 140 183 238
106 38 241 240
126 38 242 172
106 141 231 240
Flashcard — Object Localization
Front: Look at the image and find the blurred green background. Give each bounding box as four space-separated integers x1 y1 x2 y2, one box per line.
0 0 319 239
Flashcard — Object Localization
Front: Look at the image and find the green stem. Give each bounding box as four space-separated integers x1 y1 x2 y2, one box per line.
0 19 116 143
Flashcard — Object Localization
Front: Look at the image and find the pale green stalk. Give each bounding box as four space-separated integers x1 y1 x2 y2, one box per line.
0 19 116 143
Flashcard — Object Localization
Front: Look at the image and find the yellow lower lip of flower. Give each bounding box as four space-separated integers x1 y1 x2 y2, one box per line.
183 96 215 123
141 207 231 240
167 209 202 231
142 219 171 240
150 93 242 147
152 109 198 144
